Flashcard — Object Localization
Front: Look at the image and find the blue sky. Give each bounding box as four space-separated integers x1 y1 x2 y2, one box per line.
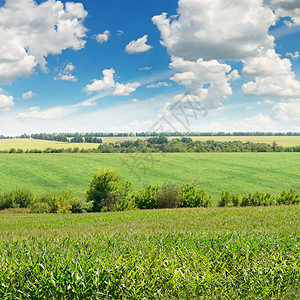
0 0 299 135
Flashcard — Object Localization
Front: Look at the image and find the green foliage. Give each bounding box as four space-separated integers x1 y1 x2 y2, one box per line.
181 183 211 207
241 191 274 207
134 185 158 209
86 168 122 212
156 182 181 209
277 189 300 205
37 193 73 213
0 206 299 299
218 191 242 207
0 188 35 209
86 169 136 212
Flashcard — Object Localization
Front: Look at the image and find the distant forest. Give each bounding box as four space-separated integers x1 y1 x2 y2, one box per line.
0 131 299 143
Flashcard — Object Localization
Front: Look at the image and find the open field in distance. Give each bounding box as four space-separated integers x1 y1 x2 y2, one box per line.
0 152 299 201
0 206 299 298
0 136 300 151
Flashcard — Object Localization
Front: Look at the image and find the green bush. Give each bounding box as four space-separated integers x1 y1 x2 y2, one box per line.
37 193 73 213
86 169 135 212
276 189 300 205
181 183 211 207
241 191 274 207
156 183 181 209
218 191 242 207
134 185 158 209
0 189 36 210
30 202 50 213
112 182 137 212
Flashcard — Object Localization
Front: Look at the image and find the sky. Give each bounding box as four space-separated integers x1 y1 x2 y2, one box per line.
0 0 300 135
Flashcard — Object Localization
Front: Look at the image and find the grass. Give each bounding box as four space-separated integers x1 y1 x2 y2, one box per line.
0 152 299 201
0 136 299 151
0 206 299 298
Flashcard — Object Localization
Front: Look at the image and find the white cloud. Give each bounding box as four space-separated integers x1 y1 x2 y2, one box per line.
246 106 255 110
83 68 140 96
242 49 300 97
264 99 274 104
170 56 234 109
22 90 36 99
113 82 140 96
0 0 87 83
132 98 139 102
18 105 75 119
117 30 124 36
147 82 171 88
95 30 110 43
286 51 299 60
83 69 115 94
125 35 153 54
152 0 275 61
264 0 300 26
238 113 276 130
54 62 77 82
0 94 14 111
271 99 300 121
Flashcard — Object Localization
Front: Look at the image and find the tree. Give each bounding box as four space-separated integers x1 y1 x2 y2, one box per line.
86 169 124 212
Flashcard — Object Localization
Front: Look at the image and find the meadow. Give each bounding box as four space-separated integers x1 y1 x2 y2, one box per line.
0 206 299 298
0 135 300 151
0 152 299 201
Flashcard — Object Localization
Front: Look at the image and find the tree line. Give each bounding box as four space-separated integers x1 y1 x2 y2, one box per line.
0 131 299 141
2 138 300 153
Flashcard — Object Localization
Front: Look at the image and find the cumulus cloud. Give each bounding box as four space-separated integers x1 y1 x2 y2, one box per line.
271 99 300 121
113 82 140 96
0 93 14 111
242 49 300 97
170 56 235 109
125 35 153 54
264 0 300 26
95 30 110 43
147 82 171 88
152 0 275 61
54 62 77 82
83 68 140 96
0 0 87 83
22 90 36 99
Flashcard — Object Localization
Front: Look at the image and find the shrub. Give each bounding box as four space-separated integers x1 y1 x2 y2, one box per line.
135 185 158 209
276 189 300 205
218 191 242 207
181 184 211 207
113 182 137 212
0 189 36 210
156 183 181 209
37 193 73 213
241 191 274 207
86 169 135 212
30 202 50 213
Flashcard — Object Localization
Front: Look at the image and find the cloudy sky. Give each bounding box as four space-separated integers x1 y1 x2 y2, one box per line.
0 0 299 135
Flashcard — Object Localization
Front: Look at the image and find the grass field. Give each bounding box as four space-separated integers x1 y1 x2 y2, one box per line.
0 206 299 298
0 136 299 151
0 153 299 201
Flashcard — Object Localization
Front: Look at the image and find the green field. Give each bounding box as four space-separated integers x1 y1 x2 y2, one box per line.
0 206 299 298
0 136 299 151
0 153 299 201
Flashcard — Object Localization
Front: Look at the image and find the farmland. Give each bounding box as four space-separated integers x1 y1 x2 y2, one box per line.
0 135 300 151
0 152 299 201
0 206 299 298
